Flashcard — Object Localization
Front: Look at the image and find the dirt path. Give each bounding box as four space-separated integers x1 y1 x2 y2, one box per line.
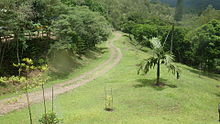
0 32 123 115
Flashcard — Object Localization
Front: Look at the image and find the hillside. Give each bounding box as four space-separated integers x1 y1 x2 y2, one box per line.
151 0 220 12
1 33 220 124
1 0 220 124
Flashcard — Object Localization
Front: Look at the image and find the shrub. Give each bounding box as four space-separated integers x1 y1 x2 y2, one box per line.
0 77 7 86
39 112 62 124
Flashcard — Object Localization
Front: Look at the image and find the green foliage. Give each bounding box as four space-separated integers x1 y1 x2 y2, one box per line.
0 77 7 86
84 0 107 16
12 58 48 90
0 75 28 94
182 5 220 29
13 58 35 75
39 112 62 124
51 6 111 54
191 19 220 71
3 34 220 124
131 24 158 47
162 27 193 64
7 76 27 85
125 19 170 47
138 38 180 84
93 0 174 29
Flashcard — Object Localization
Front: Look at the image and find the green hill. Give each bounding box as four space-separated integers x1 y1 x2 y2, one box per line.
1 32 220 124
151 0 220 12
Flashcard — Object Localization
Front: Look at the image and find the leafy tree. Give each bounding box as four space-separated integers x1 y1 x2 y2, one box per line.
197 5 220 26
131 24 158 47
162 27 193 64
191 19 220 71
51 6 111 54
138 38 180 86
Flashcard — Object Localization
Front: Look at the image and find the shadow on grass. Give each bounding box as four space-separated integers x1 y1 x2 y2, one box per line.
134 78 177 91
215 92 220 98
48 47 108 81
183 67 220 81
82 47 108 60
48 60 82 80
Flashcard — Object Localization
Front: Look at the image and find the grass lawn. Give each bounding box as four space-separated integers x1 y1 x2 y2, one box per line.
1 32 220 124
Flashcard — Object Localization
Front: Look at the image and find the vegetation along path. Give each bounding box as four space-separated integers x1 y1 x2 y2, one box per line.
0 32 123 115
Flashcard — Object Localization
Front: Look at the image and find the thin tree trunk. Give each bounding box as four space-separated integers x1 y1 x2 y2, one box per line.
170 24 174 53
0 39 7 68
156 59 160 86
0 37 2 55
163 30 171 47
16 35 21 76
25 83 33 124
29 32 31 39
42 84 47 115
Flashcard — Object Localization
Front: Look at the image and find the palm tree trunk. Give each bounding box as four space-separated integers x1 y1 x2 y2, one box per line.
156 59 160 86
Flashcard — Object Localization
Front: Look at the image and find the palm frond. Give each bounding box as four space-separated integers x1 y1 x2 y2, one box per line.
138 57 158 75
163 52 180 78
163 53 174 65
150 37 162 49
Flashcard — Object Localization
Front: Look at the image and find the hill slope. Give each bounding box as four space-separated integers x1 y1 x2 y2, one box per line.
1 32 220 124
152 0 220 11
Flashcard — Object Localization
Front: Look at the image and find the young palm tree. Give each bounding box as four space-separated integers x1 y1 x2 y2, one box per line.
138 37 180 86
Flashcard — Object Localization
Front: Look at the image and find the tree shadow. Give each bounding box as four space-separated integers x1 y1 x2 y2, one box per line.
215 92 220 97
48 59 82 81
47 46 108 81
82 47 108 60
134 78 177 91
183 67 220 81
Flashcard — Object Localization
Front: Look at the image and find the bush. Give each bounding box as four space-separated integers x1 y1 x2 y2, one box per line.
8 76 26 85
0 77 7 86
39 112 62 124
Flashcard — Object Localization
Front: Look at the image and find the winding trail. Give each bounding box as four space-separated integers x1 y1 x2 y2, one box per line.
0 32 123 115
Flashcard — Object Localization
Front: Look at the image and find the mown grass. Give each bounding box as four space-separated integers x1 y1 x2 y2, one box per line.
1 32 220 124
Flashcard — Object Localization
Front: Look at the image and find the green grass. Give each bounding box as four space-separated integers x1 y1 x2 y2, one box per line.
0 38 111 100
1 32 220 124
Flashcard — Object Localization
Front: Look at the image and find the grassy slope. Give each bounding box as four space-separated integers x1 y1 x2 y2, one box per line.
0 38 110 100
1 33 220 124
